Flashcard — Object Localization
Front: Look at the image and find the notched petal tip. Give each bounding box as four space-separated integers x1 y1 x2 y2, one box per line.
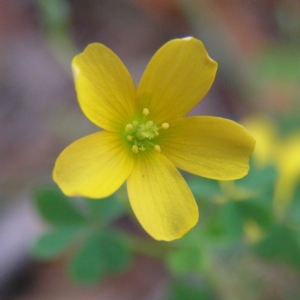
182 36 193 41
137 37 219 123
71 43 102 81
71 63 80 81
179 36 218 69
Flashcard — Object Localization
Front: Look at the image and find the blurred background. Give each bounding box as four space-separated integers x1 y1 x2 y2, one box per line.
1 0 300 299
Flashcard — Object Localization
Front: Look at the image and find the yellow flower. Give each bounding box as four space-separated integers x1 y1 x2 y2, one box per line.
243 115 300 219
53 37 255 241
242 115 277 167
274 133 300 219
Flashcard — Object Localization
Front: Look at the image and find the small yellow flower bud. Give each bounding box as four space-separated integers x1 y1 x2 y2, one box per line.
143 108 149 116
162 123 169 129
126 124 133 132
154 145 161 152
132 145 139 153
127 135 133 141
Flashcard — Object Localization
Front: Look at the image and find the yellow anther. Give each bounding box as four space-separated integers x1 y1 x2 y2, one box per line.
132 145 139 153
162 123 169 129
154 145 161 152
139 147 145 152
133 120 138 126
126 124 133 132
143 108 149 116
127 135 133 141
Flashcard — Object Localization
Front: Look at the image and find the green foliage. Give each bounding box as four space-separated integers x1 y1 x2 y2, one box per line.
36 0 71 35
216 201 245 239
284 182 300 227
166 224 212 277
167 247 206 276
166 279 214 300
32 157 300 289
202 196 273 242
35 189 86 225
87 195 125 224
276 112 300 137
235 164 277 193
236 200 273 228
32 187 131 283
213 165 275 240
188 175 221 202
256 46 300 83
69 231 131 283
254 224 300 268
32 226 82 260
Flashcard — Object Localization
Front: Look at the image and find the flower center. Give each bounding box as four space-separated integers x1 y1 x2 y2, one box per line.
124 108 169 154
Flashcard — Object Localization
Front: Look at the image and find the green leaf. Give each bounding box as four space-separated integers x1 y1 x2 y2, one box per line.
167 280 214 300
218 201 244 239
36 0 71 34
276 112 300 136
32 226 81 260
285 181 300 226
235 164 277 192
204 197 273 243
254 225 300 268
255 46 300 84
167 248 206 275
188 175 220 202
69 231 131 283
35 188 86 225
86 194 125 224
235 200 273 229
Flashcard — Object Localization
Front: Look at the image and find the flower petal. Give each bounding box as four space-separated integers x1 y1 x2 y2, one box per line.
72 43 137 131
127 153 198 241
242 115 278 166
159 116 256 180
274 134 300 219
53 131 133 198
137 37 217 123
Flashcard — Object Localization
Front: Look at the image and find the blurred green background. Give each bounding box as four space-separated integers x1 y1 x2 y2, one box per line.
1 0 300 299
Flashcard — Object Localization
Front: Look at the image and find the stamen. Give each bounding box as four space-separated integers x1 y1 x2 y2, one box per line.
154 145 161 152
162 123 169 129
125 116 164 154
126 124 133 132
132 145 139 153
143 108 149 116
